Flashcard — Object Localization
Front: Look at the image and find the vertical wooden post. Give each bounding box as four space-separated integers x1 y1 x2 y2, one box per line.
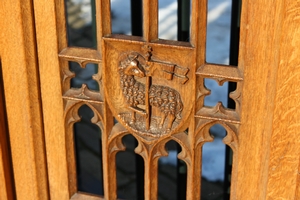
265 1 300 198
142 1 158 199
0 0 49 199
189 0 207 199
33 0 69 199
237 0 300 199
94 0 116 199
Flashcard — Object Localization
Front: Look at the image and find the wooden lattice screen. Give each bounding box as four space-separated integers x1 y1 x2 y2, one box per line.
55 0 243 199
2 0 300 200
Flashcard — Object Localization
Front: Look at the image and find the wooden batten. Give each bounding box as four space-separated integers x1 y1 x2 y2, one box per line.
33 0 71 199
0 0 49 199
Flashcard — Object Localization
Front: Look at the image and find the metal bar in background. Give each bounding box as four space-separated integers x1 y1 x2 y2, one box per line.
131 0 143 36
178 0 190 42
91 0 97 48
130 1 144 199
225 0 242 199
177 0 190 199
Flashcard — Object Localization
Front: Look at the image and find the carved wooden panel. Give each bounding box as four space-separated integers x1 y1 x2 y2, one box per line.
2 0 297 199
57 0 243 199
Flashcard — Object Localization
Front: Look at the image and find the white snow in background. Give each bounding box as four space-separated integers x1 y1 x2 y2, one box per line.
159 138 226 181
158 0 178 40
111 0 132 34
71 0 232 182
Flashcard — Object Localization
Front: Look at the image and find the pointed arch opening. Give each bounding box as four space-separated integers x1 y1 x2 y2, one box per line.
73 104 104 195
158 139 187 200
116 134 145 199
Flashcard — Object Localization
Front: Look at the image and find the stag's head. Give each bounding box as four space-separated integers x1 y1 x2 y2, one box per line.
121 55 146 78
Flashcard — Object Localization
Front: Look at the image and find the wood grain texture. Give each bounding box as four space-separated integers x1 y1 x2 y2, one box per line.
190 0 206 64
0 65 15 200
0 0 49 199
266 1 300 199
33 0 70 199
236 0 300 199
8 0 300 199
96 0 111 56
143 0 158 41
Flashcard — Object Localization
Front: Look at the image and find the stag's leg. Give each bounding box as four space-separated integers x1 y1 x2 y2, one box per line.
166 114 175 132
130 110 136 124
159 112 167 128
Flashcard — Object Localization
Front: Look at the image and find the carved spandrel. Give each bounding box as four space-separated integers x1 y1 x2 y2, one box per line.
195 118 239 152
64 99 104 132
108 123 191 167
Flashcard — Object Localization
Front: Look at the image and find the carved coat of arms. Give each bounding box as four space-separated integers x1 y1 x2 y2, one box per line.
103 39 195 137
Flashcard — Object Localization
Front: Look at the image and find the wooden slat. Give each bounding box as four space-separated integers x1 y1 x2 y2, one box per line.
196 64 243 82
96 0 111 55
0 0 49 199
142 1 158 199
59 47 102 63
94 3 115 198
195 106 240 124
189 1 207 199
33 0 70 199
190 0 206 65
143 0 158 41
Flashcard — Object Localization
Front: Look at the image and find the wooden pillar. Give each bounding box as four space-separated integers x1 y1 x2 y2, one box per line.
237 0 300 199
0 0 49 199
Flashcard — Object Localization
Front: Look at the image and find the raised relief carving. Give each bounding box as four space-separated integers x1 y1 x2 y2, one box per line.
118 52 183 135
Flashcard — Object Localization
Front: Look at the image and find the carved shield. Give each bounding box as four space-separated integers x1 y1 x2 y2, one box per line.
103 37 195 138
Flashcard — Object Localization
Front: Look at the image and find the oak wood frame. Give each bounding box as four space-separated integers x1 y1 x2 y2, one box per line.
0 1 49 200
0 0 299 200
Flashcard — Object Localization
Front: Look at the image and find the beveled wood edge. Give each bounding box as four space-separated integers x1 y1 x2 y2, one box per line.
196 63 243 82
103 35 194 49
33 0 70 199
235 0 300 199
70 192 125 200
1 0 49 199
143 0 158 41
59 47 102 63
70 192 104 200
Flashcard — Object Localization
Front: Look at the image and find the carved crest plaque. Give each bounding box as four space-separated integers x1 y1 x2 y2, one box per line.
103 38 195 137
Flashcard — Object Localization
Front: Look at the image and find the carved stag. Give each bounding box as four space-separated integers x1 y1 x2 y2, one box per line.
118 54 183 131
